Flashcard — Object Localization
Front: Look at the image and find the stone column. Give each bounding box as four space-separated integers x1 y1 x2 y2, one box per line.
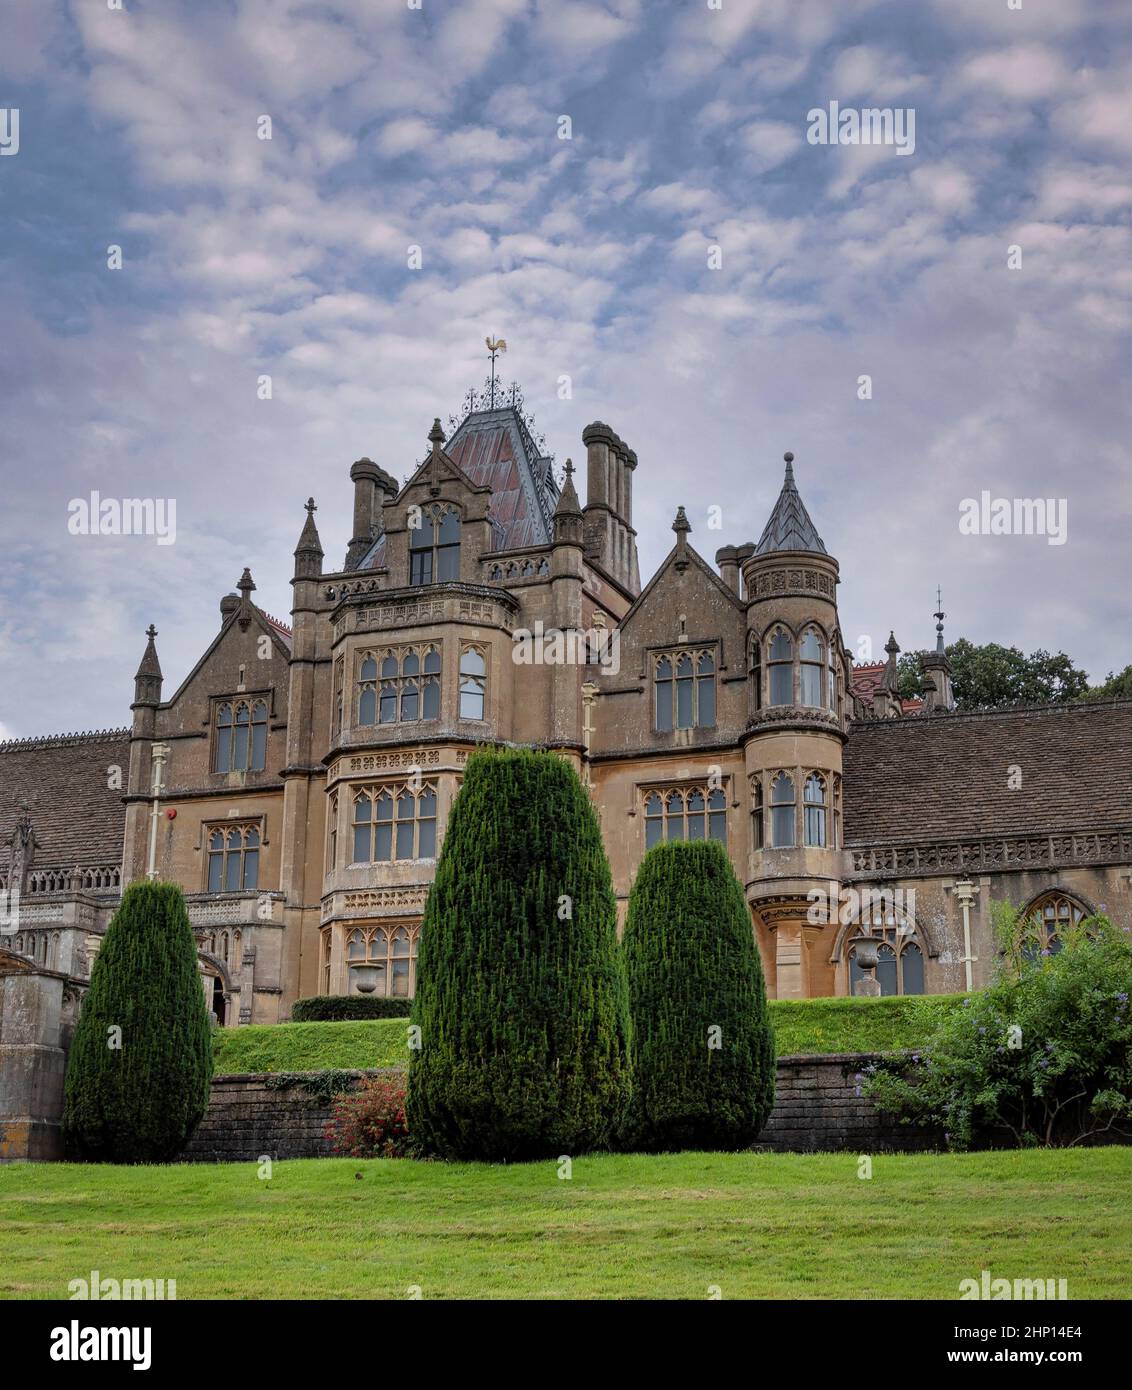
0 956 77 1162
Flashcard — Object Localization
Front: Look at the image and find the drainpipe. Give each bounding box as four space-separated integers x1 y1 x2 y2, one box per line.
146 743 171 881
954 878 979 992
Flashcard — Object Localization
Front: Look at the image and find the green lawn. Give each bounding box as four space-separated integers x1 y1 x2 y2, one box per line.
2 1148 1127 1299
212 995 964 1074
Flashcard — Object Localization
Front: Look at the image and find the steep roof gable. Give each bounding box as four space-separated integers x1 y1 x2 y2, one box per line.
755 453 826 555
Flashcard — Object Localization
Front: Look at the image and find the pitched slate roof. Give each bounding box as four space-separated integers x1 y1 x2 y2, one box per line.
444 406 559 551
849 662 923 714
755 454 826 555
0 729 130 869
843 698 1132 845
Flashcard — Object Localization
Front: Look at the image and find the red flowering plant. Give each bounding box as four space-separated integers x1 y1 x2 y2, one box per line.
324 1075 411 1158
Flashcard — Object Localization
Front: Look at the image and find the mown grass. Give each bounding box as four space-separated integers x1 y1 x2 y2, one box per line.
212 995 965 1075
1 1148 1126 1300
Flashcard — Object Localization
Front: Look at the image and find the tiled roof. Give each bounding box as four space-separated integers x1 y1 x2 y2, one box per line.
849 662 922 714
0 729 130 868
842 699 1132 845
444 407 558 551
755 456 826 555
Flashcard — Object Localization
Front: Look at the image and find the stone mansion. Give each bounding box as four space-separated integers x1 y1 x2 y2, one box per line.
3 383 1131 1023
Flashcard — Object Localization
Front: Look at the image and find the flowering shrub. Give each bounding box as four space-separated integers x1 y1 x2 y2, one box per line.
863 908 1132 1150
324 1075 410 1158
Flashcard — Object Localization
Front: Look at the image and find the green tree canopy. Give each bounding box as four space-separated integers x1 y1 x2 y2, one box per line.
896 638 1089 709
622 839 775 1151
407 747 631 1161
62 881 214 1162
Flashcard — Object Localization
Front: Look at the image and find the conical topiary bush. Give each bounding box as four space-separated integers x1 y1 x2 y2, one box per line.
62 880 214 1162
622 839 774 1151
407 747 631 1160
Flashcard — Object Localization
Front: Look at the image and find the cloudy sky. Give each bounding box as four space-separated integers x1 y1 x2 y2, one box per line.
1 0 1130 739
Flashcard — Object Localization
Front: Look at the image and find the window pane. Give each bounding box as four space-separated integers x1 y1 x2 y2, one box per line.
460 682 484 719
709 811 726 842
376 793 393 821
355 795 371 822
656 657 671 680
438 510 460 545
374 822 392 861
396 820 415 860
251 720 267 771
360 657 377 681
805 807 826 847
215 725 231 774
208 854 222 893
233 722 249 770
460 648 485 677
769 631 791 661
224 852 241 892
369 933 389 961
772 805 795 848
418 817 436 858
348 931 366 960
401 684 418 721
877 944 898 996
769 665 792 705
243 850 259 891
901 943 924 995
423 647 441 674
402 651 419 677
353 825 370 862
423 678 440 719
645 816 661 849
379 687 397 723
697 675 715 727
800 630 822 661
391 959 410 995
437 545 459 581
410 552 432 585
675 677 693 728
411 515 434 548
801 665 822 707
656 679 673 732
359 687 376 725
245 827 259 848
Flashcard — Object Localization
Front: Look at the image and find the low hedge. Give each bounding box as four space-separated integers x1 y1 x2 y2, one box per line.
290 995 413 1022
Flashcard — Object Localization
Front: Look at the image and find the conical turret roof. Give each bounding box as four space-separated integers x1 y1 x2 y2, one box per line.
755 453 826 555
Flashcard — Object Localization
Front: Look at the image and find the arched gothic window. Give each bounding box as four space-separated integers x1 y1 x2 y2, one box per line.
848 928 925 996
768 629 793 705
1022 891 1088 958
751 639 762 712
352 785 438 862
459 646 487 720
214 699 268 773
800 629 824 707
643 786 726 849
770 772 795 848
654 648 716 731
207 824 260 892
410 505 460 585
804 772 827 847
345 925 420 998
751 777 764 851
358 646 441 726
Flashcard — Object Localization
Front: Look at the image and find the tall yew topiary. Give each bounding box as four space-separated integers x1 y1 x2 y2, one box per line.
407 747 631 1160
63 881 214 1162
623 839 775 1151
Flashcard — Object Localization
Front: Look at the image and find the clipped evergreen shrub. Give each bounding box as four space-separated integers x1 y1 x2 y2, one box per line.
290 995 412 1022
407 747 631 1160
62 881 214 1162
623 839 775 1151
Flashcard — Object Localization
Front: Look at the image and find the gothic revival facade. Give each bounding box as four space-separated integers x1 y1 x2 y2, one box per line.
4 386 1131 1022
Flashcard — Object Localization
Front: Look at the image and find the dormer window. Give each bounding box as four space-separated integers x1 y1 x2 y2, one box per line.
214 699 267 773
410 505 460 585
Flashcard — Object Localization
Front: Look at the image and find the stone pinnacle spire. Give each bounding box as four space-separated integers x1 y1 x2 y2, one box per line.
755 452 827 555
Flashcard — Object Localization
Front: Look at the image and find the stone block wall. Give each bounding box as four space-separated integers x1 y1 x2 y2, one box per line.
181 1054 944 1161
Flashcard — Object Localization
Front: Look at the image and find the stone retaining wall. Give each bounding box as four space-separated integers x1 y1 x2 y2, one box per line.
182 1053 942 1161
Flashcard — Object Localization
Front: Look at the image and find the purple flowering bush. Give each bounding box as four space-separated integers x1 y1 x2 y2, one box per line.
863 909 1132 1150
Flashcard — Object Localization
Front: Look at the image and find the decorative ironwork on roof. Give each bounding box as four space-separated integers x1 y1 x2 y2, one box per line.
755 452 827 555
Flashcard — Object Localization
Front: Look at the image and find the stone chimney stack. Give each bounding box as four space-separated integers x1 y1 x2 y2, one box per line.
581 421 640 595
345 458 398 570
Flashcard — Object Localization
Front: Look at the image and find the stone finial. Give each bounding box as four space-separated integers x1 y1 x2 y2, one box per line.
673 505 690 570
133 624 163 705
236 568 255 630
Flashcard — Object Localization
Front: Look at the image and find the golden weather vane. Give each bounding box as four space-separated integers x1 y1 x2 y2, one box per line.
485 336 507 408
